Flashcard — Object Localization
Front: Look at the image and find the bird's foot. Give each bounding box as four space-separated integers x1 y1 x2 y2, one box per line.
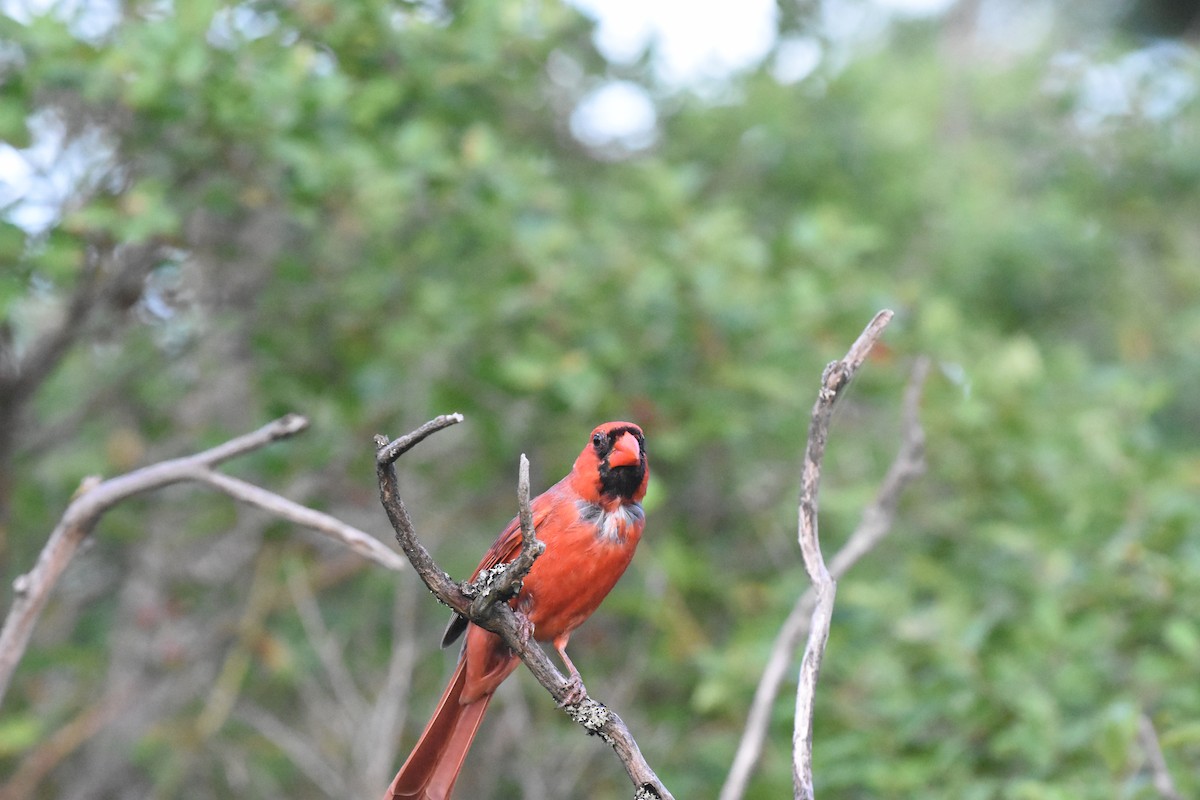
514 612 534 646
557 672 588 707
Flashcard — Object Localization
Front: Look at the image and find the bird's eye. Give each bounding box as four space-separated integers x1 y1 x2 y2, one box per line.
592 432 605 449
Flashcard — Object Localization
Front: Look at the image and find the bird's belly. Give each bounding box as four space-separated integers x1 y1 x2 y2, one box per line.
520 529 637 641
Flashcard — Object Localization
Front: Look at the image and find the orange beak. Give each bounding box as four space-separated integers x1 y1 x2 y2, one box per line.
608 431 641 468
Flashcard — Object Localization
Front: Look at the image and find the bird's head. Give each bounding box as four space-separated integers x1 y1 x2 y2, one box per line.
570 421 649 505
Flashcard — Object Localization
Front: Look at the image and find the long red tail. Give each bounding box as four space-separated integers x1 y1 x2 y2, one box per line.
384 658 492 800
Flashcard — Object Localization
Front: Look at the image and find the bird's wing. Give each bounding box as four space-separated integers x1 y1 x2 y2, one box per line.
441 485 565 648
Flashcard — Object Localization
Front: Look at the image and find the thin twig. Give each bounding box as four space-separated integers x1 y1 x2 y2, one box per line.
196 471 404 570
510 454 545 588
721 355 928 800
375 413 464 466
375 416 675 800
1138 713 1182 800
0 414 403 705
373 418 471 614
793 309 894 800
468 454 546 619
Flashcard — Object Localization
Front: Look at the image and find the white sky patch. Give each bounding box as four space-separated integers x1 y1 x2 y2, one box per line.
1046 42 1199 132
567 0 778 85
570 80 658 152
2 0 121 41
562 0 971 148
0 144 33 204
0 0 51 22
0 111 116 234
873 0 958 16
564 0 776 152
772 36 823 85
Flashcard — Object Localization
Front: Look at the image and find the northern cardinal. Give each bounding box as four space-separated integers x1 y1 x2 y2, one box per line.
384 421 650 800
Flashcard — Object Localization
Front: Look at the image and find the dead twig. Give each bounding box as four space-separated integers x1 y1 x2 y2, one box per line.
721 354 928 800
467 454 545 616
0 414 405 705
374 416 675 800
793 309 896 800
1138 713 1182 800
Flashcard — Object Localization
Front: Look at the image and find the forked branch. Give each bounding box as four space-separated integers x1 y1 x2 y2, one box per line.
721 354 929 800
791 310 916 800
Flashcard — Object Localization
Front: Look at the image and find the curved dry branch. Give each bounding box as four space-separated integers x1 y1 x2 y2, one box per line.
0 414 405 705
1138 712 1182 800
721 354 929 800
467 454 546 620
374 416 675 800
792 310 896 798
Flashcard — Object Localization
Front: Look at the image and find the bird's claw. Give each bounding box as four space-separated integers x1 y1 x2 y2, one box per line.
514 612 534 646
557 673 588 707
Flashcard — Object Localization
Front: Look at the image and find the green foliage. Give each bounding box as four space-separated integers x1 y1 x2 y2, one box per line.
1 1 1198 798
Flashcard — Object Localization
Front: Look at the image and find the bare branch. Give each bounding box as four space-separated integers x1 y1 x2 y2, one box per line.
792 591 833 800
1138 713 1182 800
375 413 464 466
793 310 896 800
721 586 811 800
828 357 928 577
468 454 546 619
373 417 470 613
375 416 675 800
0 413 403 705
196 470 404 570
510 454 544 585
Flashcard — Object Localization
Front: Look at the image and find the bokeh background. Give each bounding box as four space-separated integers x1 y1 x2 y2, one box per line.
2 0 1199 797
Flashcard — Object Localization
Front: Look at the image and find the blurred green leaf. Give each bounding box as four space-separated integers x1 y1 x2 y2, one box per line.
0 714 42 756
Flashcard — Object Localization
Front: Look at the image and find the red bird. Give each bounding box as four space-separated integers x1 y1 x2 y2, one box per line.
384 421 650 800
